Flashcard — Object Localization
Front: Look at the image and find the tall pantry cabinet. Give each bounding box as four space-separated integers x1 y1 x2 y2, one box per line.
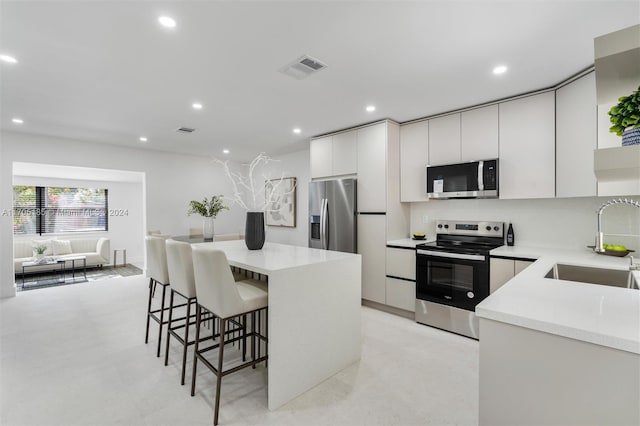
310 120 409 305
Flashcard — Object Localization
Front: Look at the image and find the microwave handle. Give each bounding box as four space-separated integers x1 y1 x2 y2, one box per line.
478 160 484 191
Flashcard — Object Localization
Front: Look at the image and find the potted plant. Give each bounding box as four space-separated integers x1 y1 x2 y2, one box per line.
187 195 229 240
608 85 640 146
33 243 47 263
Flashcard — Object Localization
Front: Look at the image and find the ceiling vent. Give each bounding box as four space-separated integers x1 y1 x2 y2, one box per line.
176 127 195 133
279 55 327 80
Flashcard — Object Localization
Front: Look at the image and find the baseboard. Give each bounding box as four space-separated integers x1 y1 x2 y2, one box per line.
361 299 414 320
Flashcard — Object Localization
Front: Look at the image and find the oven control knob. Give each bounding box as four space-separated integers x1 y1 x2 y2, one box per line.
437 224 443 229
493 226 500 231
467 291 474 299
444 224 449 229
485 226 491 231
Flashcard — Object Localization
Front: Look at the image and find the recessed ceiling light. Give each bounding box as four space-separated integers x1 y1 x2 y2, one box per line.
12 118 24 124
158 16 176 28
192 103 203 110
493 65 508 75
293 128 301 134
0 54 18 64
222 149 230 154
139 136 148 142
366 105 376 112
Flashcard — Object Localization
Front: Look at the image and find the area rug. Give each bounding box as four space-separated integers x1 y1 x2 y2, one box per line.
16 264 143 292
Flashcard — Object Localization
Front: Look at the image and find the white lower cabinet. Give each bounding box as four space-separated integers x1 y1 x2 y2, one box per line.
385 247 416 312
358 214 386 304
490 257 534 293
385 278 415 312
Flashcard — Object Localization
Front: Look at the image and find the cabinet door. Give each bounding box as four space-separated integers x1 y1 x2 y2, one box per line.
499 92 556 199
386 277 415 312
428 113 461 166
357 123 387 212
332 130 357 176
399 121 429 202
310 136 333 178
514 260 533 275
386 247 416 280
556 73 597 198
461 105 499 161
489 258 514 293
358 214 386 304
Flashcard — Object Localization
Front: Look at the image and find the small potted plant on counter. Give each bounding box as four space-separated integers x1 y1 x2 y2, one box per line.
187 195 229 240
609 85 640 146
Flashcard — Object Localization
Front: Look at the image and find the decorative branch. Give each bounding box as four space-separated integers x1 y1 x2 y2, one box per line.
212 153 296 212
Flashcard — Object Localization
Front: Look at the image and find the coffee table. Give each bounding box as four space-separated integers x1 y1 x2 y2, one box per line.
21 256 87 289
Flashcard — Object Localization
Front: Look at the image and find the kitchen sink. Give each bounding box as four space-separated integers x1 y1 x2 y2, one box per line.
545 263 639 290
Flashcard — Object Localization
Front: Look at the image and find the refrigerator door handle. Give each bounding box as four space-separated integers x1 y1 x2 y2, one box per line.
323 198 329 249
319 198 327 250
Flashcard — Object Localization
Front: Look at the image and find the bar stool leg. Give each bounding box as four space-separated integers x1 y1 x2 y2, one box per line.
181 298 192 385
265 308 268 368
164 289 175 366
157 284 167 357
251 311 256 369
214 318 226 426
191 304 202 397
145 278 154 343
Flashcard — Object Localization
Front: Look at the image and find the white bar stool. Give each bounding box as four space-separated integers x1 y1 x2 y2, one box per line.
191 246 268 426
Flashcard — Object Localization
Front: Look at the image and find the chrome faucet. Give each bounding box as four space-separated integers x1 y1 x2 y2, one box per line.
595 198 640 253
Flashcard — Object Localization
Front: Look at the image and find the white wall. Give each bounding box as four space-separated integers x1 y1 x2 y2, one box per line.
265 148 310 247
12 175 145 265
0 131 245 298
410 197 640 250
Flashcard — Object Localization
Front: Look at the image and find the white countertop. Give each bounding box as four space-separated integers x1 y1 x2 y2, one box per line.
387 237 435 248
478 245 640 354
192 240 360 275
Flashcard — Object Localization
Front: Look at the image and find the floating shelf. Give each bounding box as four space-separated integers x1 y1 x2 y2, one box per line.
594 144 640 182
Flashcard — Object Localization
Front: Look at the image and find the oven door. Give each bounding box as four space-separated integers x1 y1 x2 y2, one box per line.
416 249 489 311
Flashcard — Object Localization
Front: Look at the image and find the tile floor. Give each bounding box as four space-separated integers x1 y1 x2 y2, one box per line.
0 275 478 425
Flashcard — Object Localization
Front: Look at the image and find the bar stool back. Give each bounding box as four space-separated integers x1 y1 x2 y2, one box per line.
191 246 268 426
164 239 199 384
145 235 171 357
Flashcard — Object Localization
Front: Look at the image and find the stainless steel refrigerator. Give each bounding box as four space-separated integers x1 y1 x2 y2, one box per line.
308 178 357 253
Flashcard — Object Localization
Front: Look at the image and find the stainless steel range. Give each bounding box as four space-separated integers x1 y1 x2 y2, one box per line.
415 220 504 339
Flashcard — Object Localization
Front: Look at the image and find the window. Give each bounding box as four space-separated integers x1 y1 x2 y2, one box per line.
13 186 108 235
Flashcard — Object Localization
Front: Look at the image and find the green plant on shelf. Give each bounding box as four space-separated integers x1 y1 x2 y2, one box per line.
608 85 640 136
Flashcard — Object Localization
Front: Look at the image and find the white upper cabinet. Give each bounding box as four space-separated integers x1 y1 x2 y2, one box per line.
556 73 597 198
428 113 461 166
310 136 332 178
461 105 499 161
357 123 387 212
499 92 556 199
399 121 429 202
331 130 357 176
310 130 357 179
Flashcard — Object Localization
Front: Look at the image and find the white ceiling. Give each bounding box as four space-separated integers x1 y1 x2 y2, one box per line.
1 1 639 161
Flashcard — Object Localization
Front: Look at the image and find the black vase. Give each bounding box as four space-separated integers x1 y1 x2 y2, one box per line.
245 211 265 250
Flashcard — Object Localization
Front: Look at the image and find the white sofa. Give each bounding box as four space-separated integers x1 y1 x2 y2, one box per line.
14 237 110 274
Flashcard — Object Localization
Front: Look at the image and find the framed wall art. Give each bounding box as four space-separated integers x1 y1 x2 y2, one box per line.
265 177 296 227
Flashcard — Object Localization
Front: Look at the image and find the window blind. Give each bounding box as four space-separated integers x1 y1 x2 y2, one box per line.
12 186 108 235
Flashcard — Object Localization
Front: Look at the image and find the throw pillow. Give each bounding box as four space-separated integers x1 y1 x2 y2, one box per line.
52 239 73 256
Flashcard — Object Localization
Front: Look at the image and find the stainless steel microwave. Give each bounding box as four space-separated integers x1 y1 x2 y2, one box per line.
426 159 499 199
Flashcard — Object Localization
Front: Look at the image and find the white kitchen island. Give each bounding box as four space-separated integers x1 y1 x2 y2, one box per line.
477 246 639 425
192 240 362 410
